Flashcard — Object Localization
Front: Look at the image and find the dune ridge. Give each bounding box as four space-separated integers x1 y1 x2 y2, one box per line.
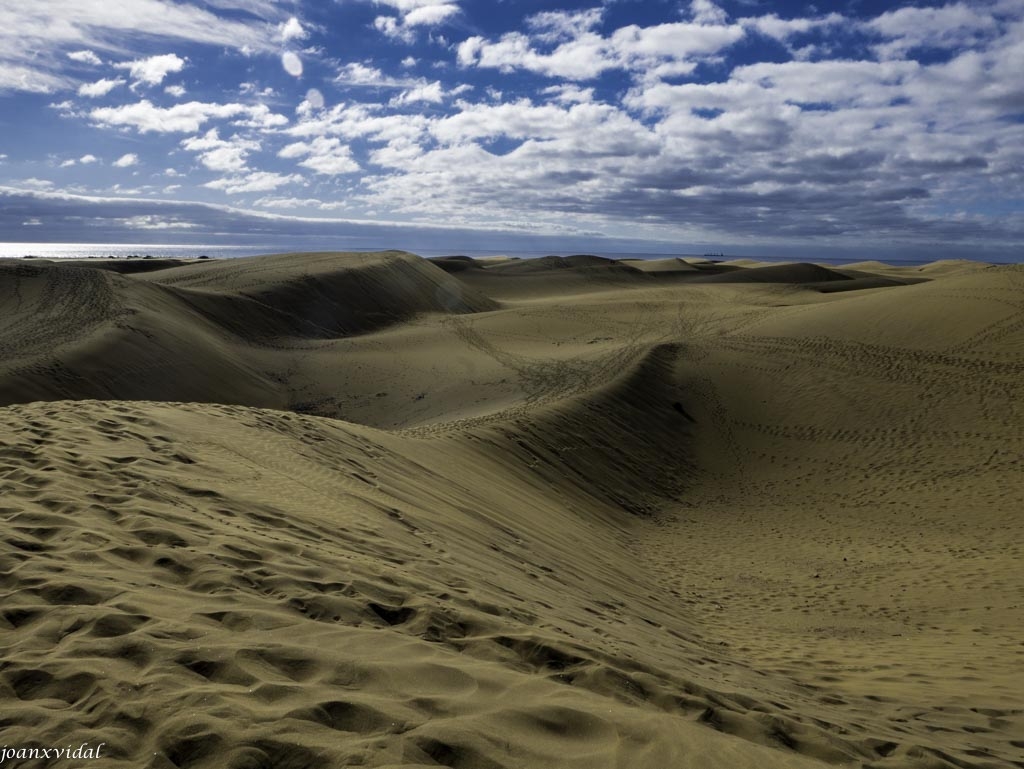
1 253 1021 768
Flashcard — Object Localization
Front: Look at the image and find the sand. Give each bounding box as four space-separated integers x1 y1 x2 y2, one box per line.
1 252 1021 768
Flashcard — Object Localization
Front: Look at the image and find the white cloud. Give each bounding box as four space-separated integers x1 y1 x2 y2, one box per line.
280 17 308 42
285 102 430 147
181 128 260 173
79 154 98 164
204 170 303 194
0 1 280 94
542 84 595 104
335 62 420 87
372 0 459 42
741 12 845 43
403 4 458 26
429 99 656 150
232 103 290 129
18 178 56 190
390 81 444 105
0 65 67 94
240 82 276 97
67 50 103 66
90 99 288 133
374 16 414 43
527 8 604 42
252 196 320 208
113 153 139 167
867 3 1000 59
115 53 186 86
165 84 186 97
78 77 125 97
250 195 351 211
690 0 728 26
374 0 459 22
120 214 196 229
278 136 359 175
60 159 77 168
458 15 745 80
5 1 1022 251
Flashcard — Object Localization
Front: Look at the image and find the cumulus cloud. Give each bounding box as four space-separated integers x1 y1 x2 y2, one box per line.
390 81 444 105
276 2 1023 250
741 12 845 43
67 50 103 66
278 136 359 175
690 0 728 26
403 4 459 26
54 155 96 168
374 16 412 43
279 17 308 42
115 53 186 86
867 3 1000 60
527 8 604 42
113 153 139 167
90 99 288 133
457 9 745 80
204 170 303 194
335 62 421 87
372 0 459 42
181 128 260 173
239 82 276 97
14 178 55 190
542 84 595 104
77 77 125 97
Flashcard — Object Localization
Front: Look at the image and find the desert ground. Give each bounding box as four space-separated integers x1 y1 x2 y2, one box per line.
0 251 1021 768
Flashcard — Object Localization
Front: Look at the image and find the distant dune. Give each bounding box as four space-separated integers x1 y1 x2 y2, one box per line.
623 257 702 274
1 252 1021 768
688 262 851 284
0 251 496 413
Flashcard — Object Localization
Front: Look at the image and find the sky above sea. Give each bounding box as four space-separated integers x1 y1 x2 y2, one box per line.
0 1 1022 260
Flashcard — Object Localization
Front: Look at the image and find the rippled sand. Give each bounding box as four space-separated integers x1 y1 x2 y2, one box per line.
1 252 1021 768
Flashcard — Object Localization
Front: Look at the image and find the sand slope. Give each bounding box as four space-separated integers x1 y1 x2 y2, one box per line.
1 254 1022 768
0 252 496 414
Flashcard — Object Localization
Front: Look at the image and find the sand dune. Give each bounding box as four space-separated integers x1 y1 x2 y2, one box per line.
484 254 637 272
688 262 851 284
0 252 495 414
1 253 1021 768
622 258 702 274
428 255 485 273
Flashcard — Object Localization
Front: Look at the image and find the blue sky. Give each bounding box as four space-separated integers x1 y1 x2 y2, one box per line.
1 0 1022 258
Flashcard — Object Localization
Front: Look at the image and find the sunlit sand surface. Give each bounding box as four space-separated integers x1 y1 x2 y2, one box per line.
1 252 1021 768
